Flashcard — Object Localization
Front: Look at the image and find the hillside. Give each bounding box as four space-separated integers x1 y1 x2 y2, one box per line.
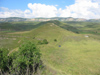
64 21 100 34
29 22 100 75
24 22 100 75
0 21 40 32
0 21 100 75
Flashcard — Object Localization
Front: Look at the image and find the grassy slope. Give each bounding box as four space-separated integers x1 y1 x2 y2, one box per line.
63 21 100 34
33 23 100 75
0 21 100 75
0 21 40 32
22 22 100 75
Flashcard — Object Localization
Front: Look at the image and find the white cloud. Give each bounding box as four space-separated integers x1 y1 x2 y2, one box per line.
24 9 33 18
0 1 100 19
0 7 9 11
59 0 100 19
75 0 91 3
0 7 25 18
0 3 58 18
27 3 57 18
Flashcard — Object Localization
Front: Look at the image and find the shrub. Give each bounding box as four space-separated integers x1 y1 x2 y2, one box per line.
0 48 9 74
43 39 48 44
54 39 57 42
76 31 79 34
0 41 43 75
38 40 43 45
12 41 42 75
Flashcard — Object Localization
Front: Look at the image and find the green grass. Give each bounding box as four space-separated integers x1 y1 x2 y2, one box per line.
1 21 100 75
0 21 40 32
63 21 100 34
40 39 100 75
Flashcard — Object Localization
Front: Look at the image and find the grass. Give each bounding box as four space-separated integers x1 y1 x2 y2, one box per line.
63 21 100 34
0 20 100 75
0 21 40 32
40 39 100 75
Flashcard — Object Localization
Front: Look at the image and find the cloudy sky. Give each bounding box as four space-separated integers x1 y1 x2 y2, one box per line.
0 0 100 19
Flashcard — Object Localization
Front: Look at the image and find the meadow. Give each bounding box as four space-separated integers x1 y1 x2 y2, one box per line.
0 20 100 75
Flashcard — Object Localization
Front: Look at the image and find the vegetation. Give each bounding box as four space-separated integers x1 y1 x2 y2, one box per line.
38 39 48 45
43 39 48 44
63 21 100 34
0 41 43 75
54 39 57 42
38 40 43 45
0 48 9 73
0 21 40 32
1 20 100 75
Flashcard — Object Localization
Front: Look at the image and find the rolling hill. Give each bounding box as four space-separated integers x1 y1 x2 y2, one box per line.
0 20 100 75
28 22 100 75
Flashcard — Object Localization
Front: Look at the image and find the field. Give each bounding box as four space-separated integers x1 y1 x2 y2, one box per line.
0 21 100 75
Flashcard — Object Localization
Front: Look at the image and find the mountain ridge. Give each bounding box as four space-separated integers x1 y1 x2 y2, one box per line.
0 17 100 22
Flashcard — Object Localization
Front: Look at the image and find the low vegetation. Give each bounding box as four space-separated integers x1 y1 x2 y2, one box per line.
0 21 40 32
0 41 43 75
0 20 100 75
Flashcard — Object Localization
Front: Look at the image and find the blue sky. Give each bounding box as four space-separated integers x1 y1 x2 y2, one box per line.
0 0 75 10
0 0 100 19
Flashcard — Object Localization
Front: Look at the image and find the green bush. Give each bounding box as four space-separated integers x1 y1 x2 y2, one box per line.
38 39 48 45
43 39 48 44
38 40 43 45
0 41 43 75
12 41 42 75
54 39 57 42
0 48 9 72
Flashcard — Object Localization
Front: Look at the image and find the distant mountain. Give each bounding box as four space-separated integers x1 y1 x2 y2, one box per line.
0 17 100 22
87 19 100 22
31 17 87 22
0 17 29 22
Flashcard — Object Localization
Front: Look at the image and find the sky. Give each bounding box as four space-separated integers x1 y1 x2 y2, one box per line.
0 0 100 19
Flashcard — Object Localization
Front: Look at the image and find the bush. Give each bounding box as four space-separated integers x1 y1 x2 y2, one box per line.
0 48 9 73
12 41 42 75
38 39 48 45
43 39 48 44
76 31 79 34
54 39 57 42
0 41 43 75
38 40 43 45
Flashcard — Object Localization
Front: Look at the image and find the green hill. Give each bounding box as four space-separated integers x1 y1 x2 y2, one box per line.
0 20 100 75
0 21 40 32
29 22 100 75
63 21 100 34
